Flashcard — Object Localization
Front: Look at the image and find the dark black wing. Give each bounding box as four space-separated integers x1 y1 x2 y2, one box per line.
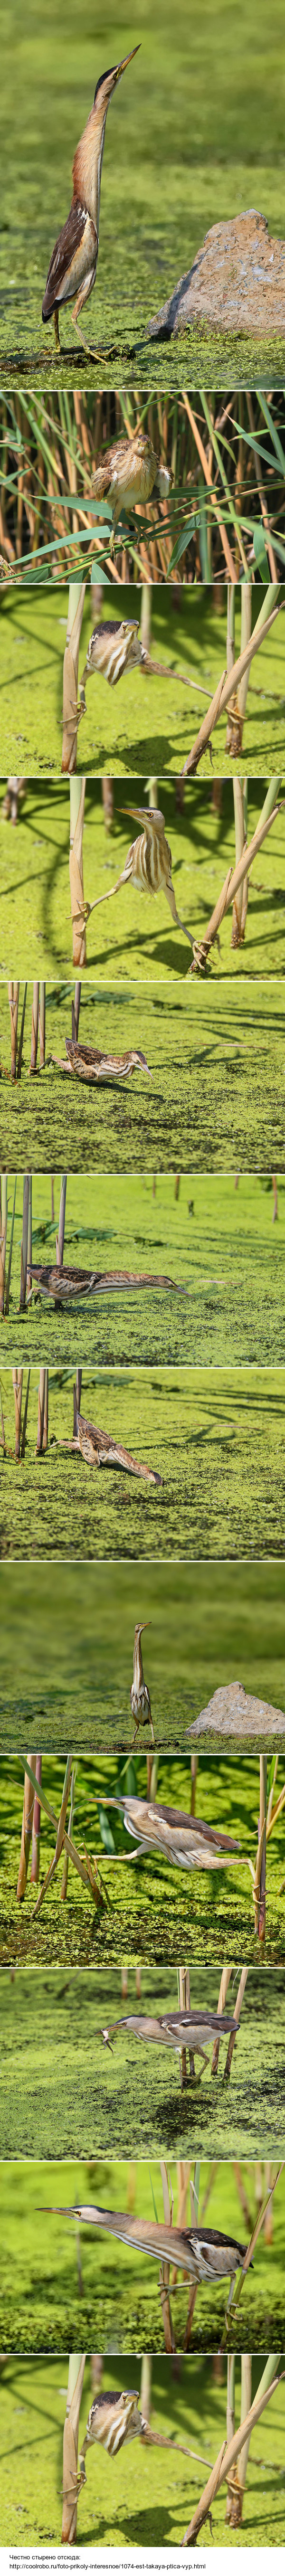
42 201 89 318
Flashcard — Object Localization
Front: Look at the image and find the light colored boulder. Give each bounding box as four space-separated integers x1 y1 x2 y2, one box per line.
188 1680 285 1737
149 211 285 338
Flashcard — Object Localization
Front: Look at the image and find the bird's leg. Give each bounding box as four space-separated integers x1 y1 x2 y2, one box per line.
54 309 61 355
72 308 97 360
164 881 194 948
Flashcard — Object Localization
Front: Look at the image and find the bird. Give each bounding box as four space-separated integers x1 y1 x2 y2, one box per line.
101 2006 237 2080
79 616 203 706
62 1037 152 1084
91 427 173 558
42 49 140 356
75 805 194 948
28 1260 185 1307
79 2388 146 2481
100 1792 242 1872
49 2199 252 2290
130 1622 154 1745
76 1407 162 1484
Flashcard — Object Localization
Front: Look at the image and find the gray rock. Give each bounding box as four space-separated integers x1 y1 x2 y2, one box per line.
149 210 285 338
188 1681 285 1738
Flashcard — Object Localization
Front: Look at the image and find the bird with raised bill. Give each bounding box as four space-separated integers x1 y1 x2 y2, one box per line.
42 49 139 356
131 1621 154 1744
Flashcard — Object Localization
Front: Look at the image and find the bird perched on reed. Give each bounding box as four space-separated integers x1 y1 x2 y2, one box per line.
62 1037 151 1084
131 1622 154 1744
101 1792 242 1872
76 805 193 949
101 2006 236 2075
50 2199 252 2289
42 49 139 355
76 1407 162 1483
79 2388 146 2481
92 427 173 558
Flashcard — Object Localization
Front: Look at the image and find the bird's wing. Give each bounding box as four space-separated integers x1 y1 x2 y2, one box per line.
92 463 114 500
42 202 96 316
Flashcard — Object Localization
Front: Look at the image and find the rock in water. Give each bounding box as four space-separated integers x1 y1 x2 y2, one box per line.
187 1682 285 1738
149 211 285 337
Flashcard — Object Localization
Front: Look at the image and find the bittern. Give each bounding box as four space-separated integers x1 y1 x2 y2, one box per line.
79 2388 146 2480
62 1038 151 1084
131 1621 154 1744
101 1792 242 1872
92 428 173 558
76 805 194 949
101 2006 236 2077
28 1260 186 1307
76 1406 162 1483
79 616 201 704
42 49 139 356
50 2199 252 2290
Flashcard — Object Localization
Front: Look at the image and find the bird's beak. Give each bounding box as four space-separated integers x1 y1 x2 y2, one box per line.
138 1621 150 1637
110 46 140 89
123 805 150 827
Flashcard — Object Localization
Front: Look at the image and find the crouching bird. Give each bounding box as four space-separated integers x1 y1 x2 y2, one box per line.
49 2198 252 2292
92 427 173 558
99 1791 242 1873
42 49 139 356
131 1621 154 1744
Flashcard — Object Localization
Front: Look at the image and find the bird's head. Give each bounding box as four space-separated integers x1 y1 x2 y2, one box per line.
123 805 166 835
134 1620 150 1645
93 48 140 114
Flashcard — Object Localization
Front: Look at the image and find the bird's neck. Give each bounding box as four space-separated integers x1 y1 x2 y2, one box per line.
133 1637 143 1687
72 102 108 232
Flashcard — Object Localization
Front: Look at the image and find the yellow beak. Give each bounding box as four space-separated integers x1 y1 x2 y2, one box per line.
113 45 141 82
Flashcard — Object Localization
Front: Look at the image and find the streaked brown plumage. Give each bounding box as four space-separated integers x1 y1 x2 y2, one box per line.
76 804 194 948
92 428 173 557
101 2007 236 2067
42 50 139 354
102 1792 242 1873
28 1260 185 1307
62 1037 151 1084
130 1620 154 1744
79 617 199 705
76 1408 162 1484
79 2388 145 2478
49 2200 252 2286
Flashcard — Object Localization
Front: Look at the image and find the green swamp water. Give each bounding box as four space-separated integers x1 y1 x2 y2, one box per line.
1 774 285 983
1 2355 284 2548
0 1752 285 1967
1 2152 285 2352
1 977 285 1174
1 1965 285 2164
0 1560 285 1752
1 586 285 776
2 1169 285 1372
0 1363 285 1558
2 0 285 389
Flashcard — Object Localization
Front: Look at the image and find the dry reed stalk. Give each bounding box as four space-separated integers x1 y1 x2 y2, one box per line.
181 395 236 580
226 586 252 754
12 1366 23 1458
62 2353 86 2544
43 1367 48 1452
0 1177 8 1315
102 777 114 832
232 779 248 946
21 1366 30 1458
30 983 39 1074
16 1751 35 1899
226 2354 235 2452
31 1752 74 1915
224 1967 248 2079
254 1757 267 1940
220 2162 284 2346
190 785 281 973
69 777 87 966
211 1966 233 2075
18 1752 104 1908
181 2361 282 2546
37 1367 46 1454
182 586 282 774
62 582 86 774
56 1174 67 1267
140 2355 152 2423
61 1765 76 1900
159 2161 176 2352
247 391 277 580
74 982 81 1039
19 1173 30 1309
39 984 46 1067
8 982 19 1080
30 1755 42 1885
17 983 27 1081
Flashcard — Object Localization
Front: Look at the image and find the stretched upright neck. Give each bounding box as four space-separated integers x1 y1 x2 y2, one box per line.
72 97 109 232
133 1631 144 1690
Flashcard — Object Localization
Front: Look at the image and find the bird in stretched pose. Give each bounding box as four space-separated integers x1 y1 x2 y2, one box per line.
130 1621 154 1745
92 427 173 558
50 2197 253 2291
79 2388 146 2481
42 50 139 356
76 804 194 949
101 1791 242 1873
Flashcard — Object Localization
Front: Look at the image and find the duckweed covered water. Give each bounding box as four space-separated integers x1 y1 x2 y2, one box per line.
0 1363 285 1558
1 979 285 1174
1 2153 285 2352
1 1751 285 1967
1 586 285 776
0 1559 285 1752
2 1169 285 1372
1 1964 285 2164
1 2355 284 2548
1 775 285 983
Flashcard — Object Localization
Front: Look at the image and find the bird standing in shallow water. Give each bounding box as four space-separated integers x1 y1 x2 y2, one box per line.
42 50 139 356
130 1621 154 1744
92 428 173 558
